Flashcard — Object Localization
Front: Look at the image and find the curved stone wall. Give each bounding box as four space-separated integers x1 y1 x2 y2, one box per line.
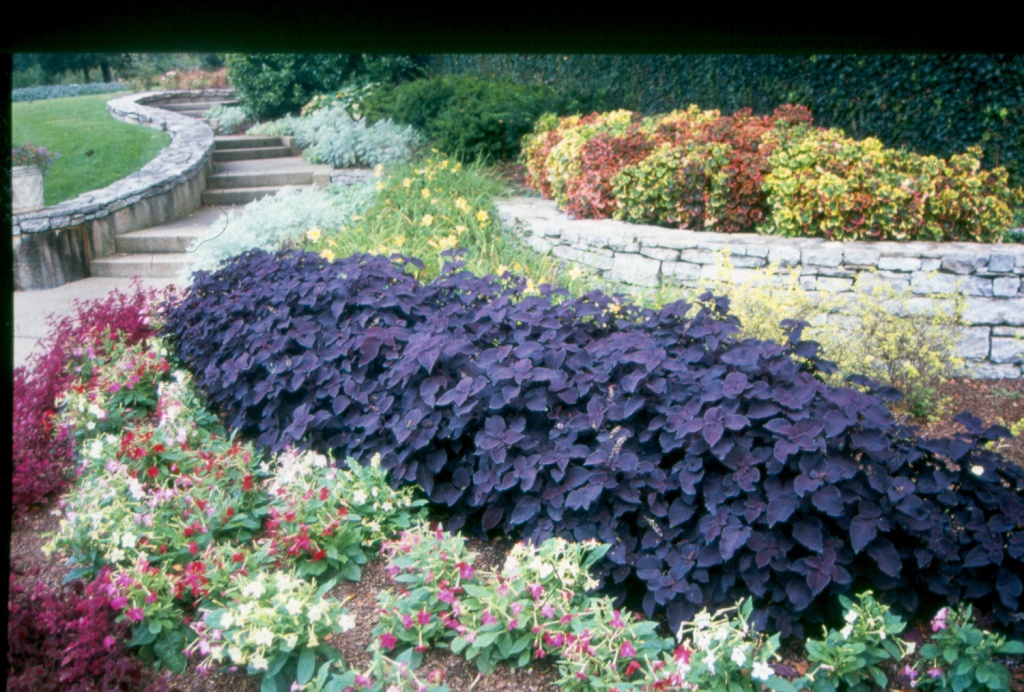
498 196 1024 379
12 90 219 290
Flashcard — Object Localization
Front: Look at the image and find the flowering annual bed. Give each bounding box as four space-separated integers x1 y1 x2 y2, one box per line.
9 281 1024 691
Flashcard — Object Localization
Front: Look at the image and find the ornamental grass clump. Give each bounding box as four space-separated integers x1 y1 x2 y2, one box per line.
164 247 1024 638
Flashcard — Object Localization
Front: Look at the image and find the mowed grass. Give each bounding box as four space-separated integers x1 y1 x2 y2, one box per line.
12 93 171 206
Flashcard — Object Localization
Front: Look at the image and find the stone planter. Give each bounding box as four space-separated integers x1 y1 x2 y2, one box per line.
12 165 45 214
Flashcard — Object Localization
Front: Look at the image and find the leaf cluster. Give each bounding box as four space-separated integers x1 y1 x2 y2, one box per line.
163 248 1024 636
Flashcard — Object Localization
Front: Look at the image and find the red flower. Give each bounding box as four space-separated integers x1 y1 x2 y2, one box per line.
379 632 398 651
146 466 159 479
188 541 198 555
242 474 253 491
319 487 329 501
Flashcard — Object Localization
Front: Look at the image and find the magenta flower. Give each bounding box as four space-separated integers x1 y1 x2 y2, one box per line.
620 640 637 658
511 601 523 616
128 607 145 622
931 607 949 632
457 562 475 580
108 382 122 394
527 582 544 600
481 611 497 626
355 673 372 688
928 667 943 678
509 618 519 630
111 595 128 610
438 588 455 604
535 646 546 660
103 635 117 651
611 609 625 629
379 632 398 651
402 613 414 629
540 603 556 618
417 610 431 625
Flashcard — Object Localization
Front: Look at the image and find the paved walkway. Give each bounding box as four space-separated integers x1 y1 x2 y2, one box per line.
13 276 186 370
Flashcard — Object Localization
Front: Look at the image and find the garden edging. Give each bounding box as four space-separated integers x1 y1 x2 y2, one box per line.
11 90 222 291
497 196 1024 379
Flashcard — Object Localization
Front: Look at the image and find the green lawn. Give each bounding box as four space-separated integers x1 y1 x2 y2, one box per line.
12 92 172 207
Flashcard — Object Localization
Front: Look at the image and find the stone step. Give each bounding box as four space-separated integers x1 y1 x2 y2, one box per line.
114 227 207 254
202 185 307 205
213 146 292 161
207 169 315 189
90 253 194 278
214 136 286 150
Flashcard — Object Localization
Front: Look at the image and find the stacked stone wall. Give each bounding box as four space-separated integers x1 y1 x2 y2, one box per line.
498 197 1024 378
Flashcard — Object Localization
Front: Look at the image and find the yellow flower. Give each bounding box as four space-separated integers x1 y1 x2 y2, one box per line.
422 188 432 199
568 266 584 281
441 159 449 169
327 238 338 248
455 197 469 211
428 234 458 252
402 178 413 188
306 227 322 242
320 249 335 262
454 225 467 235
375 181 385 191
393 234 406 247
374 164 384 178
421 214 434 227
476 210 490 223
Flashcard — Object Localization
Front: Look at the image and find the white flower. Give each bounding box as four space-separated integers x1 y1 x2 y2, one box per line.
840 624 854 639
283 633 298 650
352 489 368 505
108 547 126 563
242 580 265 599
285 598 303 616
844 609 859 624
251 627 275 647
338 613 356 631
308 603 325 623
221 612 235 629
730 647 747 667
250 651 268 670
971 465 985 476
752 661 774 681
228 645 245 663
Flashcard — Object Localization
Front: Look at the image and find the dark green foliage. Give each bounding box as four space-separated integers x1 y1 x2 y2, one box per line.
362 74 587 162
226 53 428 121
437 54 1024 187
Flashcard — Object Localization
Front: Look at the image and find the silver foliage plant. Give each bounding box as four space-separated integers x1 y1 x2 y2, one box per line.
182 183 376 281
248 103 422 168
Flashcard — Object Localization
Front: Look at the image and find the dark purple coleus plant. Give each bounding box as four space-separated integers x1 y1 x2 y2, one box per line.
163 248 1024 637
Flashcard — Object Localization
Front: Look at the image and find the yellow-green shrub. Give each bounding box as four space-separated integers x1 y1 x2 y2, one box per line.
762 127 1022 242
704 258 966 419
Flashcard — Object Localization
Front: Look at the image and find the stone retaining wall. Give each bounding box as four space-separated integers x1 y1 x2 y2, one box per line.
11 91 220 290
497 197 1024 379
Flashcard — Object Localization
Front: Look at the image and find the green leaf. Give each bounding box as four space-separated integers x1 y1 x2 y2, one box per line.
765 677 801 692
148 619 163 635
474 631 499 649
260 673 280 692
868 667 887 688
129 621 157 647
999 640 1024 655
509 634 531 655
297 647 317 685
314 578 338 599
153 632 188 674
267 650 289 677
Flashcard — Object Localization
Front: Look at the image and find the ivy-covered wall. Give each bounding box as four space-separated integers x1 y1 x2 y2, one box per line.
434 54 1024 187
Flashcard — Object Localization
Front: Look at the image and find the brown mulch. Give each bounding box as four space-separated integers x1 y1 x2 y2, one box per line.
9 377 1024 691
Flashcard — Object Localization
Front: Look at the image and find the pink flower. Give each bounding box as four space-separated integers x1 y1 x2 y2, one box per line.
540 603 556 618
611 609 625 629
111 595 128 610
674 645 693 664
438 588 455 604
355 673 372 688
527 582 544 600
510 602 523 616
128 607 145 622
620 640 637 658
625 660 643 676
457 562 475 580
535 646 546 660
108 382 122 394
379 632 398 651
417 610 431 626
103 635 117 651
145 592 158 604
928 667 943 678
509 618 519 630
402 613 414 629
481 611 497 626
931 607 949 632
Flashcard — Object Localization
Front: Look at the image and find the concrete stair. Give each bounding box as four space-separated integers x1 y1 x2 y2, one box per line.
90 107 332 279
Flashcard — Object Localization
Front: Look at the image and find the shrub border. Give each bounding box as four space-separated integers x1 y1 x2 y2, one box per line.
11 90 222 291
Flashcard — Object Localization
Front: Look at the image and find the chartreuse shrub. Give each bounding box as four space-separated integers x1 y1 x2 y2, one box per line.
702 258 966 419
163 247 1024 638
361 73 571 162
298 153 574 290
523 106 1022 241
762 126 1024 242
